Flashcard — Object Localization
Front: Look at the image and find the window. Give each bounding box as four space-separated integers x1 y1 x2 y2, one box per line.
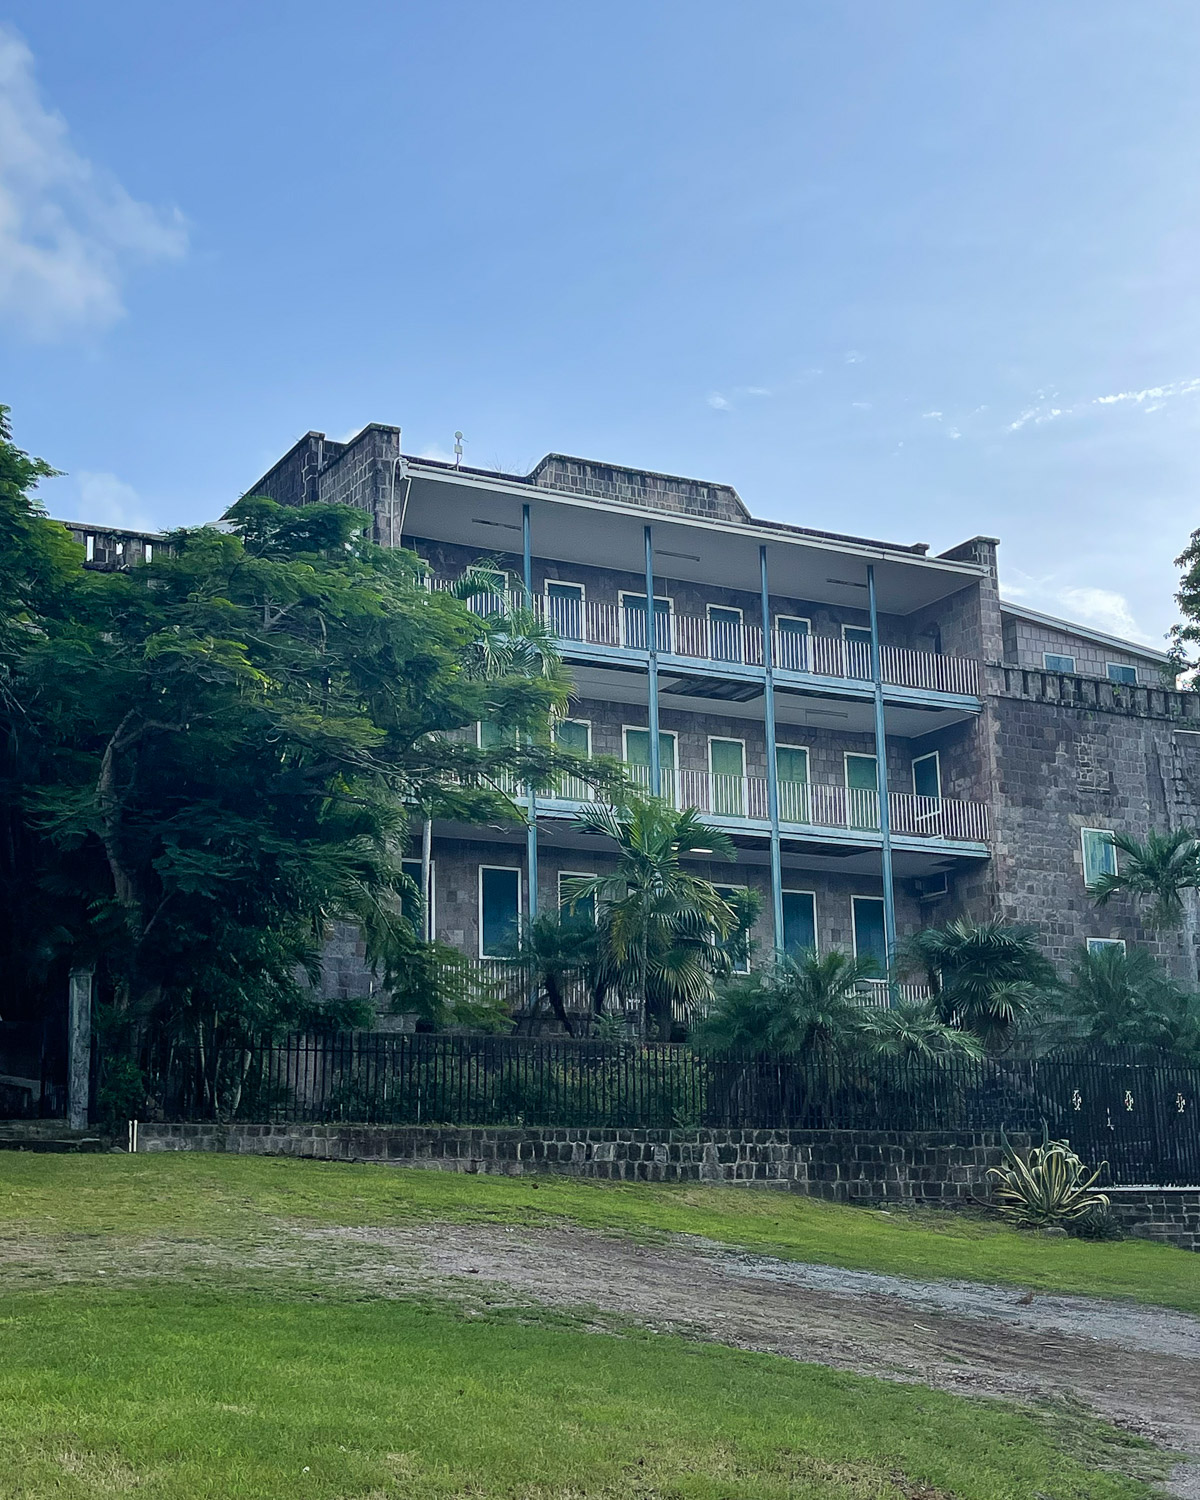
545 581 584 640
1043 652 1076 673
707 605 743 663
558 871 596 925
552 718 591 800
714 884 752 972
775 745 810 824
144 542 153 563
782 890 817 957
401 857 435 940
478 720 519 795
851 896 888 971
774 616 811 672
1107 662 1138 686
84 534 95 562
479 866 521 958
843 624 873 679
912 751 942 802
1081 828 1117 888
620 592 673 652
623 726 678 804
708 737 746 817
845 753 880 830
1087 937 1127 956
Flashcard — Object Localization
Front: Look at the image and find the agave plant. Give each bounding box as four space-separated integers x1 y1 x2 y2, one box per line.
987 1126 1110 1227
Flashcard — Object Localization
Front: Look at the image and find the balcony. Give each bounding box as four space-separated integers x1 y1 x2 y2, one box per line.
543 767 989 846
537 595 980 697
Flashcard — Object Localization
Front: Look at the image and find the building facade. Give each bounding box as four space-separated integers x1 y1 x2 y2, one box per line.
65 424 1200 1011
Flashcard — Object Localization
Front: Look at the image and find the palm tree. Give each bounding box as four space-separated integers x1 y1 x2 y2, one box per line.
504 912 602 1037
853 1001 985 1062
570 799 738 1037
904 918 1055 1051
1049 943 1198 1055
697 949 880 1056
1088 828 1200 984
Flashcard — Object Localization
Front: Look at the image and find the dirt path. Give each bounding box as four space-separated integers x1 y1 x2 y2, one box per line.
303 1222 1200 1492
5 1218 1199 1493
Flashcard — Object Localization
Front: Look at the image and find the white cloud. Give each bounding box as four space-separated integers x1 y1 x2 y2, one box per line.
740 385 772 397
843 350 863 364
706 391 731 411
0 25 187 339
1006 375 1200 435
56 470 157 531
850 401 872 410
921 410 943 421
1056 586 1146 642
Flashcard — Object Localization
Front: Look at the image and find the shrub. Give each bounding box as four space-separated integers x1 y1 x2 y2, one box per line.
987 1126 1110 1228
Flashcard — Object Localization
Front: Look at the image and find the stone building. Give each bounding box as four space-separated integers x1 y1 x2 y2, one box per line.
65 424 1200 1010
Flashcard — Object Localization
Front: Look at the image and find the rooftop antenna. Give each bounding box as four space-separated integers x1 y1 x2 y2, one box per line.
454 431 464 470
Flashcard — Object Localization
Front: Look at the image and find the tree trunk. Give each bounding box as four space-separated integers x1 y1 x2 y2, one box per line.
545 975 575 1037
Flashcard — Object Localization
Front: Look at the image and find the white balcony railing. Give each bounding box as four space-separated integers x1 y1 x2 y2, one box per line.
537 597 978 696
437 582 979 697
614 766 987 843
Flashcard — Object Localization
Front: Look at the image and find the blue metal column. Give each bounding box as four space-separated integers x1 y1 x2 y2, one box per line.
643 524 662 798
522 503 538 924
867 563 896 979
759 545 784 953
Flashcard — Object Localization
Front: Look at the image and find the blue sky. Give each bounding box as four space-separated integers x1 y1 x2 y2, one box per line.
2 2 1199 647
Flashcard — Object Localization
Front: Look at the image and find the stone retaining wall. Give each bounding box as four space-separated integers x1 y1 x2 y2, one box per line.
138 1123 1025 1203
1107 1188 1200 1252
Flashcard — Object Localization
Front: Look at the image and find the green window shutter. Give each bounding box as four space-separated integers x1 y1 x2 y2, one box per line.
912 754 941 801
625 730 676 801
546 582 584 639
844 625 872 679
776 617 810 671
480 867 520 958
776 745 809 823
709 739 745 816
852 896 887 971
782 891 816 956
554 719 589 754
480 721 516 749
846 754 879 829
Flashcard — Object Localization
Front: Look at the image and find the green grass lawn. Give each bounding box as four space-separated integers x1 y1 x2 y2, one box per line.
0 1285 1158 1499
2 1153 1198 1314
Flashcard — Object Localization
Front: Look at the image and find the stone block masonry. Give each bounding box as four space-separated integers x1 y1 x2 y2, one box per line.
139 1122 1027 1204
137 1124 1200 1248
1107 1188 1200 1252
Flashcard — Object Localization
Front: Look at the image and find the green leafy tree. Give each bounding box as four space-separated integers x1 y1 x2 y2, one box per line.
1049 944 1199 1056
904 918 1055 1051
570 799 740 1037
697 949 879 1056
0 415 605 1062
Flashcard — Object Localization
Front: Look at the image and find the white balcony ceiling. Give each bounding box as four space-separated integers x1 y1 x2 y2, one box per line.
401 467 983 617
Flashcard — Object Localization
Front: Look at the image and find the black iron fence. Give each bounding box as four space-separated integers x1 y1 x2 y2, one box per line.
140 1034 1200 1186
0 1017 67 1119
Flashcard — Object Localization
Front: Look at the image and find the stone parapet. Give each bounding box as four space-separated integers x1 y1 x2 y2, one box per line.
988 662 1199 722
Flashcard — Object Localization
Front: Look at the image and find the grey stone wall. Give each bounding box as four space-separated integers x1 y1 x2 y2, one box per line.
137 1122 1026 1203
530 454 751 523
983 666 1200 973
1107 1188 1200 1252
1001 611 1167 684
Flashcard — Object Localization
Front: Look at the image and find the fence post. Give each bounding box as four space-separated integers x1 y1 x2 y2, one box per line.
67 967 93 1131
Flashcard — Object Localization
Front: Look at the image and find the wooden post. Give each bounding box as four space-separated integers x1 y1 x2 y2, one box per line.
67 967 93 1131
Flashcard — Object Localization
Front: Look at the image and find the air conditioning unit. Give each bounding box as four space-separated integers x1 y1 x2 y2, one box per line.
915 872 950 902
